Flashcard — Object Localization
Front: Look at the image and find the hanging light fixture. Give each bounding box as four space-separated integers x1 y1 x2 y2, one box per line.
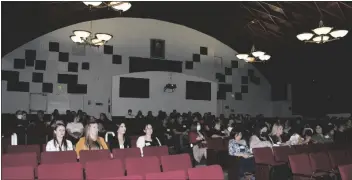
82 1 132 12
236 45 271 63
296 2 348 44
296 20 348 44
70 21 113 47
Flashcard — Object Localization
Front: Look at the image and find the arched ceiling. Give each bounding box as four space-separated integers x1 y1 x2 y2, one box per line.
2 1 352 115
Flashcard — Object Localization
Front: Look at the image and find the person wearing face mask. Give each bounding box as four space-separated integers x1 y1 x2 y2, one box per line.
46 123 73 152
188 122 207 164
209 120 226 138
249 124 272 149
15 110 29 145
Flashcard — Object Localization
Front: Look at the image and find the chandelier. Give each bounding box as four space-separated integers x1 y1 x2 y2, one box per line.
296 20 348 44
83 1 132 12
236 45 271 63
70 21 112 46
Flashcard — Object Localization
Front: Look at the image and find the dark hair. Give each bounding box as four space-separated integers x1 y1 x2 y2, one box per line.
128 109 132 113
53 123 68 151
116 122 126 133
253 123 267 139
230 127 243 138
100 113 108 120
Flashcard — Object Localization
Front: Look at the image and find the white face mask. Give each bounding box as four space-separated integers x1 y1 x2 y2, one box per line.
196 125 201 131
227 127 233 132
17 115 23 119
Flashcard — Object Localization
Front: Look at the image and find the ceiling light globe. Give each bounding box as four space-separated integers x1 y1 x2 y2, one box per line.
96 33 113 41
245 57 255 63
236 54 249 60
110 2 132 12
83 1 102 6
313 26 332 35
70 35 84 43
73 30 91 39
252 51 265 57
297 33 314 41
330 30 348 38
313 36 329 43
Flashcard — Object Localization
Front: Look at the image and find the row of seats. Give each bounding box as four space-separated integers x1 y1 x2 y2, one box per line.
4 145 168 164
3 159 224 180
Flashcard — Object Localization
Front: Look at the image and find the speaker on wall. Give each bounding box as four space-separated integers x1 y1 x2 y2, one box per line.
150 39 165 59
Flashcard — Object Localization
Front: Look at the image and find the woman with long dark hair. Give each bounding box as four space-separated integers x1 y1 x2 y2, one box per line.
249 124 272 149
75 119 108 158
136 123 161 148
109 123 131 149
46 123 73 151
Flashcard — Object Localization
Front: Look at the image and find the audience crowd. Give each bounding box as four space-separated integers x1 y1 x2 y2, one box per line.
3 109 352 180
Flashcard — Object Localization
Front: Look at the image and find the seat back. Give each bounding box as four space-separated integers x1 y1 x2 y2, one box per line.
7 145 40 157
161 154 192 172
2 152 38 167
273 146 296 163
143 146 169 157
79 149 111 164
113 148 141 160
293 145 311 154
252 147 276 165
338 164 352 180
288 153 313 176
188 165 224 180
40 151 77 164
328 150 350 168
85 159 124 180
38 162 83 180
98 175 143 180
125 156 160 176
146 170 187 180
207 138 225 150
2 166 34 180
309 152 332 172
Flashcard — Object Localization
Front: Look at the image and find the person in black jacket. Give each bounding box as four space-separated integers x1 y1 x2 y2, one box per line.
108 123 131 150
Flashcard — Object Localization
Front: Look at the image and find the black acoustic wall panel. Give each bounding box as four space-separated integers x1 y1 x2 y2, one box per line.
193 54 200 62
129 57 182 73
25 50 36 60
219 84 232 93
57 74 78 84
112 55 122 64
216 73 225 83
241 76 248 84
26 59 35 67
32 72 43 83
119 77 149 98
104 45 113 54
231 60 238 68
35 60 46 70
67 83 87 94
59 52 69 62
200 47 208 55
14 59 25 69
185 61 193 70
225 67 232 75
7 81 29 92
241 85 248 93
248 69 254 77
49 42 59 52
2 70 19 82
150 39 165 59
42 83 53 93
82 62 90 70
186 81 211 101
68 62 78 72
235 92 242 100
217 91 226 100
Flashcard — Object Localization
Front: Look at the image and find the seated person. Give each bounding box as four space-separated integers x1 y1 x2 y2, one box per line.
301 128 314 145
75 119 109 158
172 115 189 152
208 119 226 138
311 125 332 144
136 123 162 149
108 123 131 150
189 122 207 164
228 128 255 179
269 123 285 145
125 109 135 119
66 115 84 145
46 123 74 151
249 124 272 149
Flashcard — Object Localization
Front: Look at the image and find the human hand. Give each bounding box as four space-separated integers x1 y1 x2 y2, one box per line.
242 154 250 158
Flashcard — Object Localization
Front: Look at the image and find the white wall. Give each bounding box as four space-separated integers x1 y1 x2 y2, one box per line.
1 17 287 117
112 72 217 116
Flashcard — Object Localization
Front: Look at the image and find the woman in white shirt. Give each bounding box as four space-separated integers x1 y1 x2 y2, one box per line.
136 123 161 148
249 124 272 149
46 123 73 152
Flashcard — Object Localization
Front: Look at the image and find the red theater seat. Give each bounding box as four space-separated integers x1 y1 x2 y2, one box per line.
161 154 192 172
188 165 224 180
272 146 296 163
40 151 77 164
79 149 111 164
38 162 83 180
98 175 143 180
289 153 329 179
85 159 124 180
113 148 141 160
7 145 40 157
339 164 352 180
143 146 169 158
309 152 333 173
2 166 34 180
328 150 350 169
2 152 37 167
146 170 187 180
125 156 160 176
